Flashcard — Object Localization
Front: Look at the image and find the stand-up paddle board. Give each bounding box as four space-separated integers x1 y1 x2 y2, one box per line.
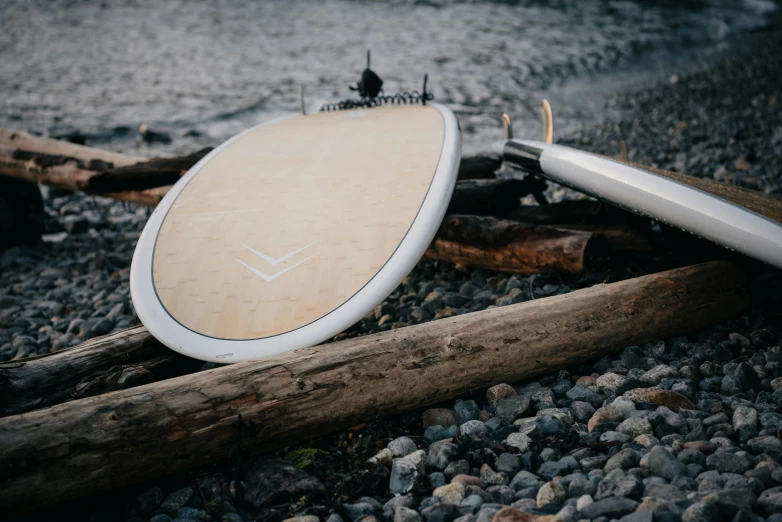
131 103 461 362
498 137 782 269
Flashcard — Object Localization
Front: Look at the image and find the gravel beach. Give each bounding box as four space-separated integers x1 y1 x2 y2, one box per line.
3 8 782 522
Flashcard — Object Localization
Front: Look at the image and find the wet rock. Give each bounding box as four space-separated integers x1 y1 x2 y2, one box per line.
538 457 580 479
424 409 458 428
569 401 595 423
588 406 623 432
682 500 721 522
461 420 488 439
535 415 567 437
747 436 782 458
642 446 685 481
751 329 776 349
395 507 422 522
480 464 508 487
343 503 376 521
566 385 604 408
702 488 757 518
721 376 743 396
496 453 521 477
445 460 470 480
509 471 544 491
428 441 460 470
137 486 164 515
567 476 595 499
644 483 686 501
641 365 678 385
733 406 759 441
433 483 466 505
454 400 481 426
617 417 653 439
536 479 566 507
706 451 756 474
595 470 643 500
596 372 626 392
384 495 415 520
504 433 532 452
425 426 449 443
619 512 653 522
243 457 325 508
429 473 447 488
736 362 762 391
160 487 194 516
578 497 638 519
539 448 561 463
491 506 556 522
677 448 706 467
623 388 695 412
605 448 638 472
758 487 782 514
391 459 419 494
460 494 484 515
421 503 459 522
496 395 531 424
580 455 609 472
388 436 418 458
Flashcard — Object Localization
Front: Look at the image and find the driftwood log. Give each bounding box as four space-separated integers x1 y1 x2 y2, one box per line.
84 147 212 193
426 214 608 274
554 224 653 252
0 129 170 205
0 327 201 417
454 154 502 180
0 261 748 513
447 178 548 217
506 200 644 226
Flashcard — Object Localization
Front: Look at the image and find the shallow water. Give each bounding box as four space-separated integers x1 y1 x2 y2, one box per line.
0 0 776 155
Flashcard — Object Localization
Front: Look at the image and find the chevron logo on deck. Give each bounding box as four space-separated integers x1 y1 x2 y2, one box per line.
235 239 323 282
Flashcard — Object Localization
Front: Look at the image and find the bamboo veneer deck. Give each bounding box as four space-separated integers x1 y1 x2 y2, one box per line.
152 105 445 339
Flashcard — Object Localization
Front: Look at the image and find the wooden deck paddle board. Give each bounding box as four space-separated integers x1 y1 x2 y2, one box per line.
131 104 461 362
500 139 782 269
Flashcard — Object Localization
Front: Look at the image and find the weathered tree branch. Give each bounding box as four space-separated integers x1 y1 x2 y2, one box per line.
454 154 502 180
0 326 200 416
0 261 748 514
83 148 212 194
426 214 608 274
0 129 171 205
446 178 549 216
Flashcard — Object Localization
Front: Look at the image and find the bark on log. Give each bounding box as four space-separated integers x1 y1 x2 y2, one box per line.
456 155 502 180
447 178 549 216
426 214 608 274
505 200 643 226
0 129 172 205
84 147 212 193
0 326 199 417
553 224 653 252
0 261 747 513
